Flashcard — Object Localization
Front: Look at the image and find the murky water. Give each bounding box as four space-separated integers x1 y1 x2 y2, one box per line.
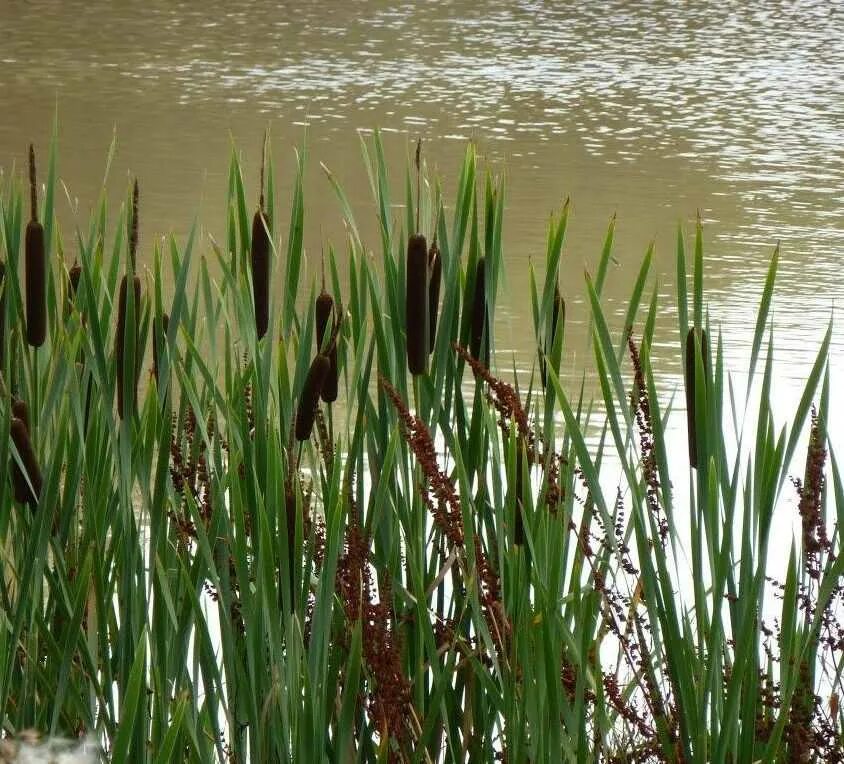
1 0 842 423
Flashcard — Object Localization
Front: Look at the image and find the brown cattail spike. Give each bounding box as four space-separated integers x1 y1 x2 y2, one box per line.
10 417 41 509
115 275 142 419
251 210 270 340
406 233 428 375
321 313 340 404
684 327 710 469
25 146 46 348
428 240 441 355
153 313 169 388
295 354 330 441
11 398 29 433
470 256 488 364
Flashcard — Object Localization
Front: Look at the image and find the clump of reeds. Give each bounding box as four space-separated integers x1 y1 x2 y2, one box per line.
470 256 488 364
428 238 441 354
25 145 46 348
9 412 41 508
251 138 270 340
684 327 710 468
295 353 330 441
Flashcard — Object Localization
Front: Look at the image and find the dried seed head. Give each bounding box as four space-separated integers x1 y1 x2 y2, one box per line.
470 256 488 364
251 210 270 339
115 275 142 420
25 217 46 348
295 353 330 441
406 233 428 375
10 416 41 509
428 240 441 355
684 327 710 469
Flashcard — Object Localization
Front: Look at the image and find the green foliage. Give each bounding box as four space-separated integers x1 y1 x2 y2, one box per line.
0 131 840 763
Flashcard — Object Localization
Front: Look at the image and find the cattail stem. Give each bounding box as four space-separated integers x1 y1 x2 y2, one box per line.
25 146 46 349
406 233 428 375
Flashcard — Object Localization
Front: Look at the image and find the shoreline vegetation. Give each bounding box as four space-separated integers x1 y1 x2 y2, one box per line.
0 128 841 762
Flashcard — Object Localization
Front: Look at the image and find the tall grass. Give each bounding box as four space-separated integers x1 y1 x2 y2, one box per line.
0 125 841 763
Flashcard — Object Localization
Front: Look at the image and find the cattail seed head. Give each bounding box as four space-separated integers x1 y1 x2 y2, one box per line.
470 256 488 363
251 210 271 339
25 147 46 348
11 398 29 433
295 353 330 441
115 275 142 420
315 289 333 353
10 416 41 508
428 241 441 355
684 327 710 469
322 343 338 404
406 233 428 375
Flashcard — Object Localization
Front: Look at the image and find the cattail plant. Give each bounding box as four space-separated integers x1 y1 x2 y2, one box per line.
251 140 271 340
470 256 488 363
321 317 339 403
9 416 41 508
540 282 564 388
11 398 29 432
25 145 46 348
315 267 338 403
428 239 441 354
295 353 330 441
684 327 710 469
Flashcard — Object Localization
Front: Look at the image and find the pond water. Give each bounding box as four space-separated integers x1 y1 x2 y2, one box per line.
1 0 842 431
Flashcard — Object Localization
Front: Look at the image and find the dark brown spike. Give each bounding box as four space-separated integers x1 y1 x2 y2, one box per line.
11 398 29 433
321 342 338 404
684 328 710 469
115 275 142 419
427 241 441 355
406 233 428 375
153 313 170 388
10 417 41 508
470 256 488 364
25 218 46 348
295 354 330 441
251 210 270 339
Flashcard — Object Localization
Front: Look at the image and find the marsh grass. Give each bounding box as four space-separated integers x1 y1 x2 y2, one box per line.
0 124 840 762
